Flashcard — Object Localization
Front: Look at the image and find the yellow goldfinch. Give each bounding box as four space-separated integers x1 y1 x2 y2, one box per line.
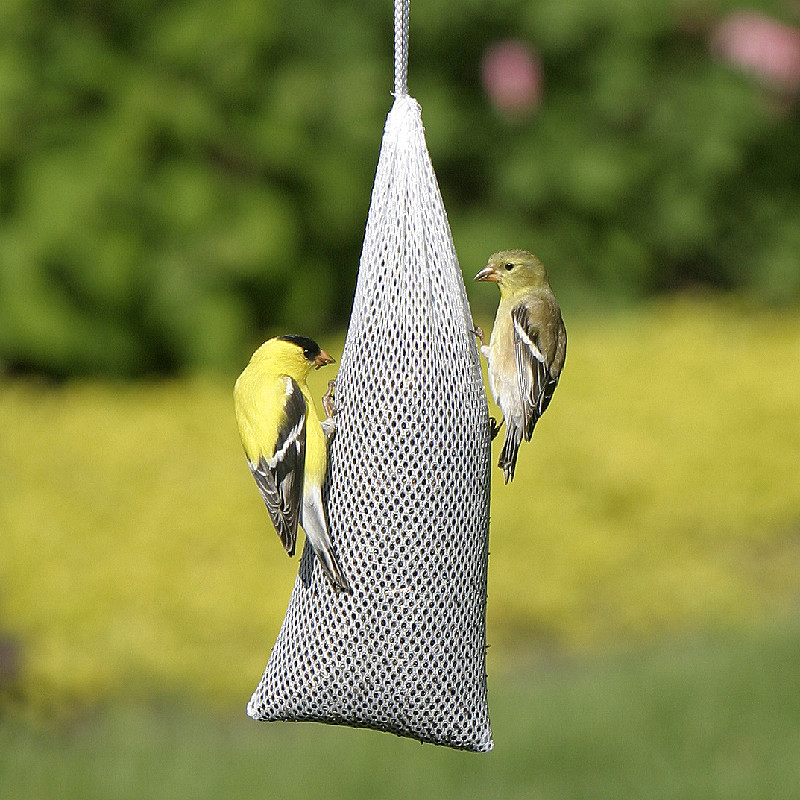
474 249 567 483
234 335 351 592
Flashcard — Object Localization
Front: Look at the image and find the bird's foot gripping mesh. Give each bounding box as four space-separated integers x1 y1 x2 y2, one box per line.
247 94 493 752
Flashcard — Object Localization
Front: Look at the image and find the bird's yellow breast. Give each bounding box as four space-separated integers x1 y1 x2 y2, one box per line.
299 384 327 483
488 299 515 402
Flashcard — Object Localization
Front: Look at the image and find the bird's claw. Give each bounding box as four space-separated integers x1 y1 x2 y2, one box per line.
472 325 487 347
322 379 336 420
489 416 502 441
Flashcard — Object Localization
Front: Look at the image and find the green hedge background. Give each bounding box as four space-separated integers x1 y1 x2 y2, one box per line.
1 0 799 376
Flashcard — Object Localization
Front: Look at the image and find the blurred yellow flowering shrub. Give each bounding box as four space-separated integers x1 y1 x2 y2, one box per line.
1 299 799 714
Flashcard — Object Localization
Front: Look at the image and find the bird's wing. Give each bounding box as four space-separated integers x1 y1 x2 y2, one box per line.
249 377 306 557
512 303 554 439
539 316 566 418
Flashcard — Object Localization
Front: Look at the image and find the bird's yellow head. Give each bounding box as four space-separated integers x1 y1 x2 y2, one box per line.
246 335 335 381
474 249 549 296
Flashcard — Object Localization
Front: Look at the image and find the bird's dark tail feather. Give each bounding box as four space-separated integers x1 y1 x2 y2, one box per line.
317 546 353 594
498 424 523 483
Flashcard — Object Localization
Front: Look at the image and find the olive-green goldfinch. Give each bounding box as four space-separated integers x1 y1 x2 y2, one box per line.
234 335 351 593
474 249 567 483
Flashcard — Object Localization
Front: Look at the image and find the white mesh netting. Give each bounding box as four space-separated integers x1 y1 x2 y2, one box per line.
246 63 493 752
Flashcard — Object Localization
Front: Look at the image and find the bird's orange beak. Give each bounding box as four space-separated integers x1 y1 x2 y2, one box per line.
314 349 335 369
474 265 500 282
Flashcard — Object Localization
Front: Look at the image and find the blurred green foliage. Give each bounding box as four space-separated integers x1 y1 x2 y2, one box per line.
3 622 800 799
1 0 799 375
2 299 799 715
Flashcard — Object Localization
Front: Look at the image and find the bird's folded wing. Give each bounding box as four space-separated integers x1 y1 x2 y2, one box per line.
511 303 549 439
250 377 307 556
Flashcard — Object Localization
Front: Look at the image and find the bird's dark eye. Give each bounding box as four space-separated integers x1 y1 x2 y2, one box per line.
504 262 514 271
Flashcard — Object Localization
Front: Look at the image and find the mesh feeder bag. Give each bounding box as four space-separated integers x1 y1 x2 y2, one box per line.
247 13 492 751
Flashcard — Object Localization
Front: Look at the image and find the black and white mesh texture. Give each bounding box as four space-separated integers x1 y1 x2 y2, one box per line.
247 94 493 752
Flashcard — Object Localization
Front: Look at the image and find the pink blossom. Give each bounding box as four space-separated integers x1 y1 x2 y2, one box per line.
711 11 800 91
481 40 543 117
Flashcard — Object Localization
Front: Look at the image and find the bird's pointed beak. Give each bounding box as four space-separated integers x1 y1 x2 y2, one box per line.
474 265 500 283
314 349 335 369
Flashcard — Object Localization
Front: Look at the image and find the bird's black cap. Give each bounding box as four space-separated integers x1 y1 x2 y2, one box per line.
278 335 322 362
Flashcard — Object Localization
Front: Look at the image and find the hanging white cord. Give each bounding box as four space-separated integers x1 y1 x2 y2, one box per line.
393 0 410 96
